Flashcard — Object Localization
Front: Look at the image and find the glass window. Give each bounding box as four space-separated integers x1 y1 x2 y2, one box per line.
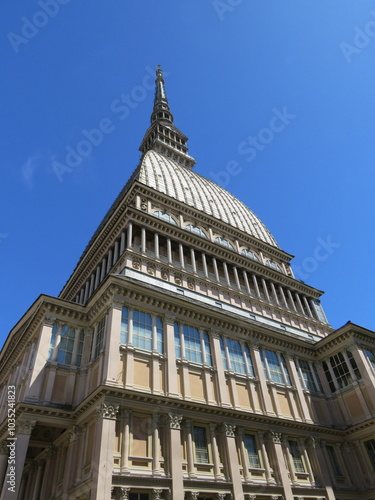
241 248 259 261
57 326 76 365
225 339 254 376
175 323 212 365
48 323 58 361
214 236 235 251
265 259 282 272
185 224 208 239
365 439 375 471
244 435 261 468
322 361 336 392
220 336 228 370
347 351 361 380
152 210 177 225
297 359 318 392
330 352 353 389
133 310 153 351
76 331 85 367
194 427 209 464
94 317 106 359
289 440 305 473
326 445 342 476
121 307 128 344
365 349 375 372
261 349 291 385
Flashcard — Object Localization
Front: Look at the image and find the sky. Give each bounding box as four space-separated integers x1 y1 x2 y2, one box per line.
1 1 375 348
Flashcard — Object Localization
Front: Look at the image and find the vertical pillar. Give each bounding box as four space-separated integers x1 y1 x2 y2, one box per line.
237 427 251 482
125 308 134 389
94 265 101 290
167 238 172 264
168 414 184 500
62 427 81 499
212 257 220 282
120 231 126 254
279 285 289 308
191 248 197 273
252 274 261 298
270 282 280 305
0 419 36 500
25 316 54 401
258 431 275 484
287 290 297 312
295 293 305 314
141 228 146 254
305 438 336 500
209 424 222 479
223 424 244 500
348 345 375 409
340 441 362 490
165 315 179 397
121 410 131 472
103 300 123 385
282 436 298 485
249 344 275 416
267 432 294 500
89 273 95 296
113 240 120 263
185 419 196 478
154 233 160 259
223 262 231 286
284 354 313 423
299 438 315 486
91 403 119 500
210 333 231 407
201 252 209 278
126 222 133 249
100 257 107 282
152 414 161 475
261 279 270 302
302 296 313 317
106 250 113 273
242 270 251 295
179 243 185 269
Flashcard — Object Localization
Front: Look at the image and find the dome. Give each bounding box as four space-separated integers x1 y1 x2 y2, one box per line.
138 150 278 247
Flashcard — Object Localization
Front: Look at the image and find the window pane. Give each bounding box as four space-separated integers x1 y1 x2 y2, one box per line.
194 427 209 464
174 322 181 358
264 350 284 384
298 359 317 392
326 445 342 476
289 440 305 473
133 311 152 351
220 336 227 370
121 306 128 344
244 435 261 468
184 325 202 364
227 338 246 375
203 331 212 366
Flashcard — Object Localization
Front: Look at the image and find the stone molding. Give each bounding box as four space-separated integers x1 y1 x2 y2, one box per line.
168 413 183 429
96 402 119 420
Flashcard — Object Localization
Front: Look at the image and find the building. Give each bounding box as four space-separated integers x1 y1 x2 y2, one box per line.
1 67 375 500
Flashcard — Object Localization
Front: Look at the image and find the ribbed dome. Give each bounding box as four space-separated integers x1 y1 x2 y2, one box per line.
138 150 278 247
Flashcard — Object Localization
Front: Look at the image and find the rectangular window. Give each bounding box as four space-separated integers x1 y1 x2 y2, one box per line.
244 434 261 468
365 439 375 471
297 359 318 392
262 349 290 385
121 307 128 344
156 317 164 354
330 352 352 389
174 322 181 358
322 361 336 392
76 331 85 367
133 310 153 351
184 325 202 364
48 323 58 361
194 426 209 464
220 336 228 370
57 326 75 365
227 338 247 374
288 440 305 473
203 331 212 366
347 351 361 380
326 445 342 476
94 316 106 359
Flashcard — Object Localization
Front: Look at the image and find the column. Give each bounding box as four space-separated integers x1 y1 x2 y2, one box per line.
287 290 297 312
94 265 101 290
340 441 362 490
121 410 131 472
113 240 119 263
120 231 126 254
210 333 231 407
165 315 179 397
185 419 196 478
179 243 185 269
141 228 146 254
233 266 241 289
0 419 36 500
295 293 305 314
270 282 279 305
284 354 313 423
126 222 133 249
282 436 298 485
251 274 261 298
223 262 231 286
89 273 95 296
223 424 244 500
62 426 81 499
191 248 197 273
299 438 315 486
305 438 336 500
154 233 160 259
267 432 293 500
279 285 289 308
125 308 134 388
350 345 375 409
201 252 209 278
167 238 172 264
209 424 222 479
25 316 55 401
261 279 270 302
237 428 251 482
91 403 119 500
103 300 123 385
302 296 313 317
242 270 251 295
258 431 275 484
152 414 161 475
31 460 45 500
106 249 113 273
168 414 184 499
249 344 274 415
212 257 220 282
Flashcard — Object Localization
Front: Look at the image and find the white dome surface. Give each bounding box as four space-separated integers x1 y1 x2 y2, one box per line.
138 150 278 248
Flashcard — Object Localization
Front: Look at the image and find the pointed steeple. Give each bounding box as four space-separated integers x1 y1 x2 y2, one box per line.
139 65 196 168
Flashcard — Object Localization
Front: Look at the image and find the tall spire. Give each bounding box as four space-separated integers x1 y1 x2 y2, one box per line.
139 65 196 169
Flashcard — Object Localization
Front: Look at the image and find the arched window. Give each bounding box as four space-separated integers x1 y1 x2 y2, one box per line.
265 259 282 272
153 210 177 225
214 236 235 251
241 248 260 262
185 224 208 239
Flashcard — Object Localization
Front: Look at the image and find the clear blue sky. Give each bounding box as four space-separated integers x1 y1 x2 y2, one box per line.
1 1 375 348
